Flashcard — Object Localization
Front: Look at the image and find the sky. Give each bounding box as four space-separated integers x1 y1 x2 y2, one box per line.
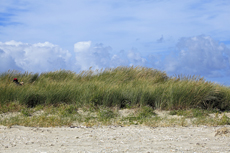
0 0 230 85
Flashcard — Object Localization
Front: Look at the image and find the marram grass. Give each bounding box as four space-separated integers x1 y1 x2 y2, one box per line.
1 66 230 110
1 66 230 127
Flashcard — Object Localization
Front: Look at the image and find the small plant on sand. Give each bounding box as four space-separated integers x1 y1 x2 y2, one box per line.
98 108 117 122
218 114 230 125
169 109 209 118
169 110 177 115
0 101 24 113
21 108 32 117
137 106 156 119
120 106 156 125
58 104 78 117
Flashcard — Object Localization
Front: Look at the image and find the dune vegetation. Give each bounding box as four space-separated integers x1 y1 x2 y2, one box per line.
0 66 230 127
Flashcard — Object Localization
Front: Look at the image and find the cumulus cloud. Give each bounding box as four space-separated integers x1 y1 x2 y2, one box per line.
127 49 147 67
0 40 149 73
74 41 91 53
0 40 71 73
162 35 230 77
0 49 22 72
74 41 112 70
74 41 147 71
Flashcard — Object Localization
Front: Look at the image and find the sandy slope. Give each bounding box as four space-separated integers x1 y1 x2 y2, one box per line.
0 125 230 153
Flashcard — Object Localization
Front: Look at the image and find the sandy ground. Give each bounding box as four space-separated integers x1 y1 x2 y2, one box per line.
0 125 230 153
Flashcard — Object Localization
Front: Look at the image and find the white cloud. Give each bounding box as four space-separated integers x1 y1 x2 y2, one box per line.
74 42 118 70
0 40 148 73
127 49 147 66
74 41 147 71
0 40 71 73
0 48 22 72
74 41 91 53
162 35 230 77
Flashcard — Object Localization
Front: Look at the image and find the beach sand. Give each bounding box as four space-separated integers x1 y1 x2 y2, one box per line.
0 125 230 153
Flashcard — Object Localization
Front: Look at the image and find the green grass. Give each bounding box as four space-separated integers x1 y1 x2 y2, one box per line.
1 66 230 127
169 109 210 118
1 66 230 110
0 105 230 127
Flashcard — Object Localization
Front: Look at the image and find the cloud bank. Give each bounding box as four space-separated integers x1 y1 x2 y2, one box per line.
0 41 71 73
0 35 230 84
163 35 230 78
74 41 146 71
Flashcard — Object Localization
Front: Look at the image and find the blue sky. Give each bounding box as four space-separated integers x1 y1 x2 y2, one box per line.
0 0 230 85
